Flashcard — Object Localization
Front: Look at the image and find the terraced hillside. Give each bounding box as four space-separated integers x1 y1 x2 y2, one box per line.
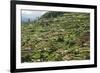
21 11 90 62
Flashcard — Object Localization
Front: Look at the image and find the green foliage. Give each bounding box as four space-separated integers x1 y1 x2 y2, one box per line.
21 52 32 62
21 11 90 62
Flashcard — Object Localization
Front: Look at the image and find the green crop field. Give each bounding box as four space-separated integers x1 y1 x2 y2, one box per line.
21 11 90 63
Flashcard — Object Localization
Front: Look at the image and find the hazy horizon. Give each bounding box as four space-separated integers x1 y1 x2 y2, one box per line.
21 10 47 23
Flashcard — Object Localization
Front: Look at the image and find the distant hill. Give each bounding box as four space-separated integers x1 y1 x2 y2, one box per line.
40 11 65 18
21 11 47 23
21 11 90 62
21 14 40 23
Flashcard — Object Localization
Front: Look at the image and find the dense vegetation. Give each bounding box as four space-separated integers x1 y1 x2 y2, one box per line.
21 11 90 63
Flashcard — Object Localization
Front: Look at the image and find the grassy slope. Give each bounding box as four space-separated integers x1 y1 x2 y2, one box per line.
21 12 90 62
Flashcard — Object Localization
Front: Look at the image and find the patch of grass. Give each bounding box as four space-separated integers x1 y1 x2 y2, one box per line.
21 12 90 62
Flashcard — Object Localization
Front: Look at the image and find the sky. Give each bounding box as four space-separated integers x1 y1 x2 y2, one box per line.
21 10 47 23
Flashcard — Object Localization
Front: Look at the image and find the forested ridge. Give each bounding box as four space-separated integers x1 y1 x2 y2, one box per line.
21 11 90 62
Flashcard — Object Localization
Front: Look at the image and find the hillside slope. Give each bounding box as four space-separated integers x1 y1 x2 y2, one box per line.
21 11 90 62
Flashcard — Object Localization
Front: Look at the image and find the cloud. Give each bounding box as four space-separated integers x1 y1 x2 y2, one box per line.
22 10 47 16
22 10 33 15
